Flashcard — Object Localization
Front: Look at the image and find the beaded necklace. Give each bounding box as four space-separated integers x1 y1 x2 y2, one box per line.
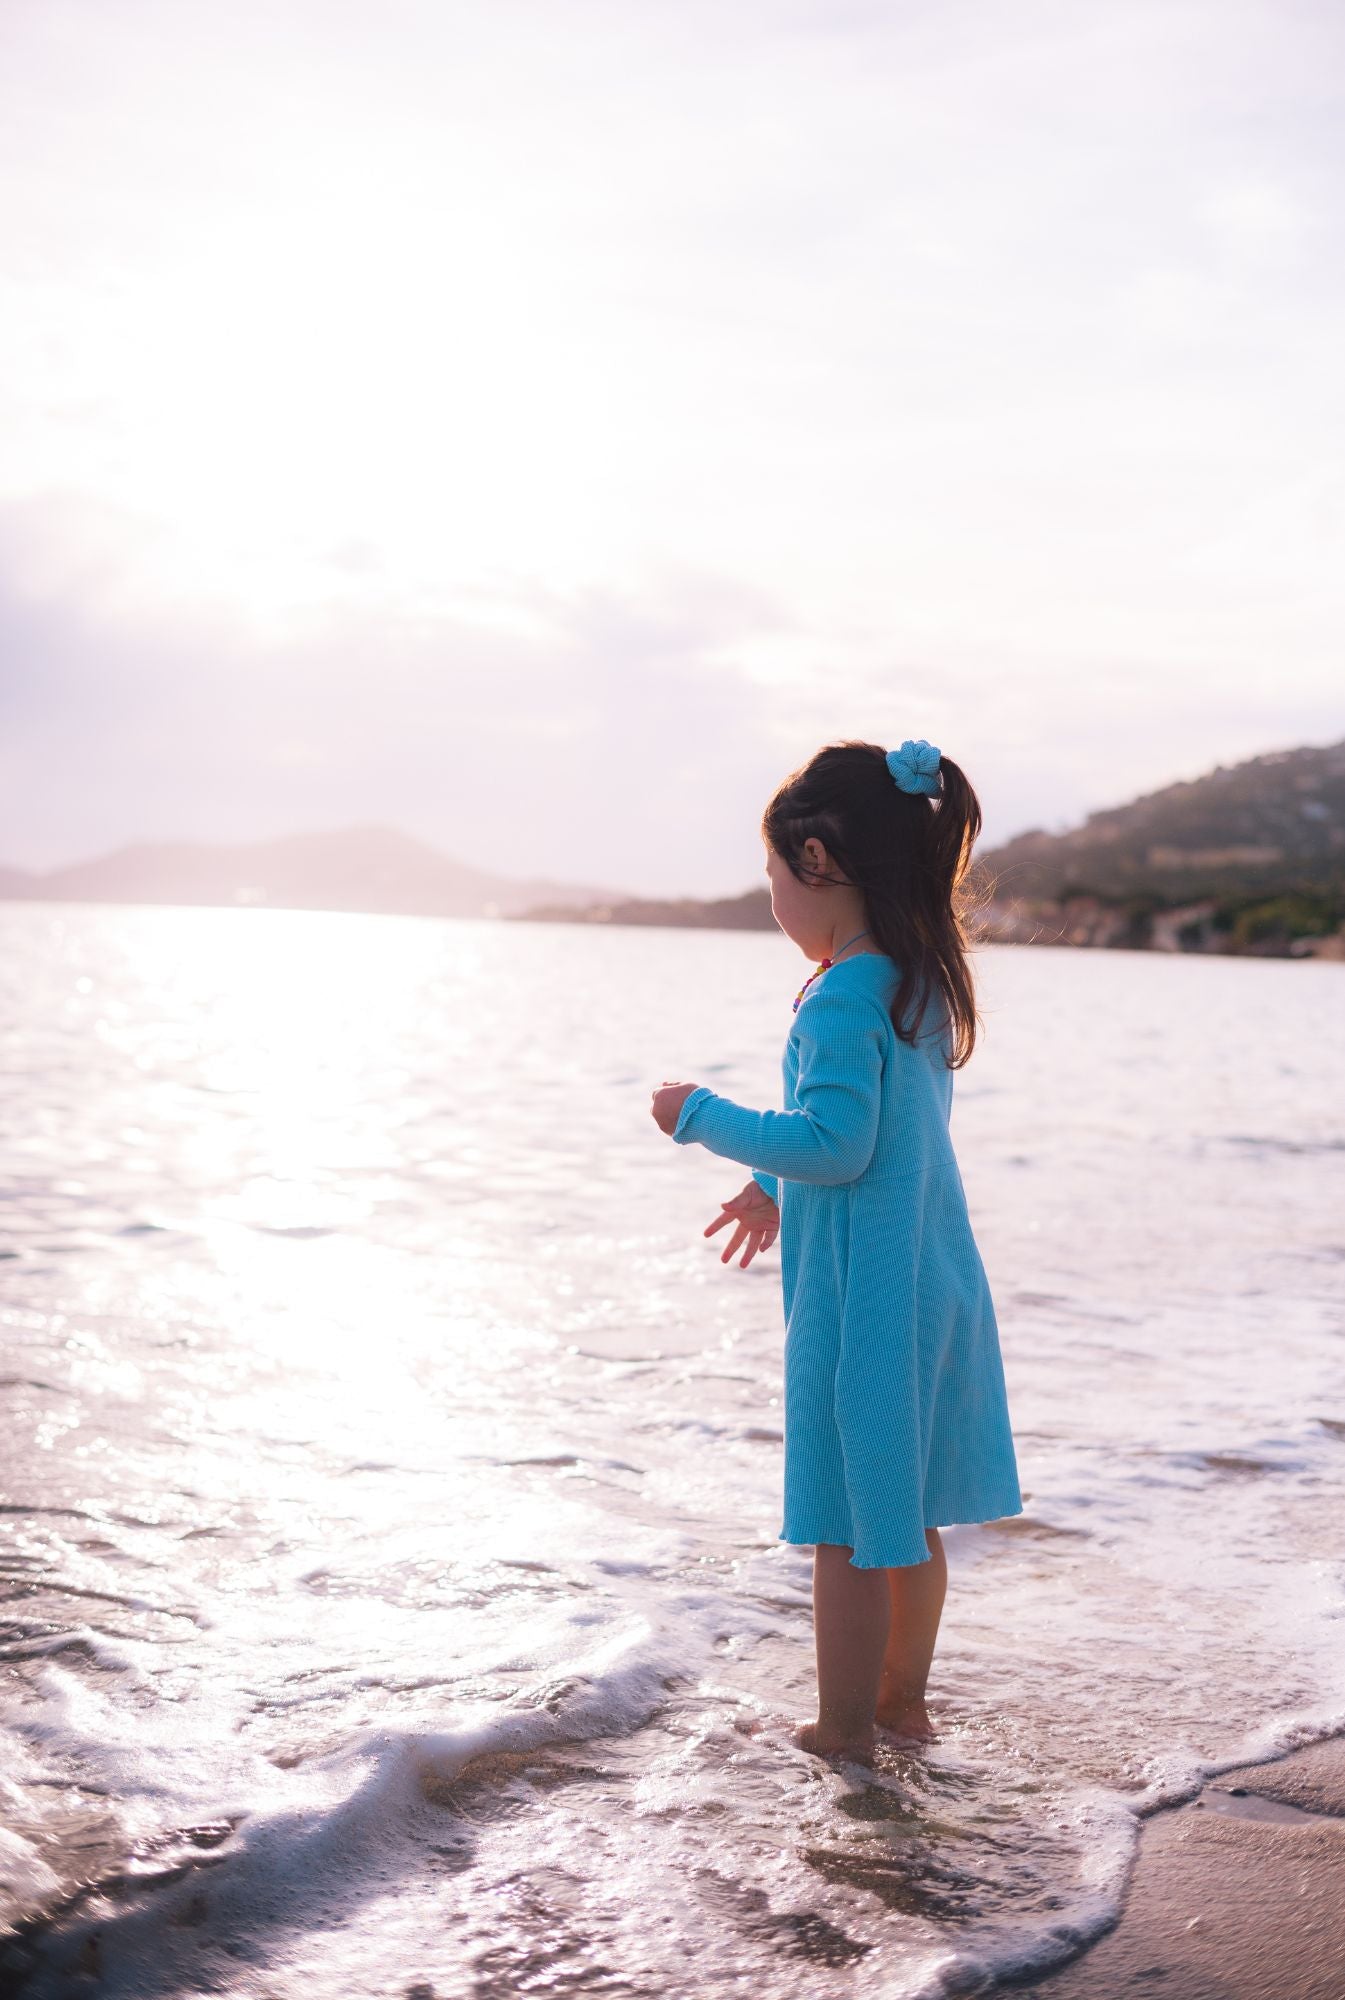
792 929 871 1013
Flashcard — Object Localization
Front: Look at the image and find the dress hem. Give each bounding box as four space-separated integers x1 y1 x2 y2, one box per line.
779 1496 1025 1570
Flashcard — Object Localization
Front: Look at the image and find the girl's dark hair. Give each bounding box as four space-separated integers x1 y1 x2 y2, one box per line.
762 740 988 1068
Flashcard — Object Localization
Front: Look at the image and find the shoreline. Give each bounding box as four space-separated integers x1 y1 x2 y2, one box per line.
997 1733 1345 1999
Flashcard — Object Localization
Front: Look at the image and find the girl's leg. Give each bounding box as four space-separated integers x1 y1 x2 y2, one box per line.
794 1542 890 1762
875 1526 946 1739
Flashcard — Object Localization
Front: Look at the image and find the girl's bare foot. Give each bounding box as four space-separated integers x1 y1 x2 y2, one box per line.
793 1720 876 1766
873 1693 937 1743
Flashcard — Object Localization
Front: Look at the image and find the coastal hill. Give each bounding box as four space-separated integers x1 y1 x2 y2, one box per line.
0 824 618 922
985 738 1345 900
3 740 1341 957
517 738 1345 959
980 736 1345 955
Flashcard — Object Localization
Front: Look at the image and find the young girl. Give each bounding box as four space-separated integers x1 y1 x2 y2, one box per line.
651 737 1022 1767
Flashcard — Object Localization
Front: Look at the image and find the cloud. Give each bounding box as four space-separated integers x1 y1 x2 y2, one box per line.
2 3 1343 886
0 501 804 891
3 490 1339 894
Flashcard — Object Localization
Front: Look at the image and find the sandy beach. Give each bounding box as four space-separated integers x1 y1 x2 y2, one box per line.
1003 1734 1345 1999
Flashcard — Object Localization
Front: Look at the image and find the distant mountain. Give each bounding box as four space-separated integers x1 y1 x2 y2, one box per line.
515 739 1345 960
0 825 619 921
517 887 773 931
981 738 1345 902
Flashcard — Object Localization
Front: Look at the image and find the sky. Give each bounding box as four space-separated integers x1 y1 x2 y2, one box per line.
2 0 1343 896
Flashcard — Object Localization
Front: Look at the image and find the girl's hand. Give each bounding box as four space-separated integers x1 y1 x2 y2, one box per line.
705 1180 780 1269
651 1081 698 1136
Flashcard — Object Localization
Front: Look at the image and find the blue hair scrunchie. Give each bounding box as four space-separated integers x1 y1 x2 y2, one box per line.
885 738 942 795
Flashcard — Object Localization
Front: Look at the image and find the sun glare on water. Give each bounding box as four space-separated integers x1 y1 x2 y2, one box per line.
94 910 545 1454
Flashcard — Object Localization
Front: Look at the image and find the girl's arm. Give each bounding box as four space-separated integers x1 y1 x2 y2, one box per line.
751 1169 779 1203
671 987 884 1185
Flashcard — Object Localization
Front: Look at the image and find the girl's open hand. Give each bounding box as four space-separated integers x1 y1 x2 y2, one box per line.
705 1180 780 1269
651 1081 698 1136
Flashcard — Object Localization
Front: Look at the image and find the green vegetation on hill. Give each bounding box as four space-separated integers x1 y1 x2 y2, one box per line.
983 739 1345 902
975 738 1345 957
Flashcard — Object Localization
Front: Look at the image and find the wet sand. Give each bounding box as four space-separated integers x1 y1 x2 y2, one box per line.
1002 1735 1345 1999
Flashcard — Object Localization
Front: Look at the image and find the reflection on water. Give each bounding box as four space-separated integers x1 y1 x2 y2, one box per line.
1 904 1343 1998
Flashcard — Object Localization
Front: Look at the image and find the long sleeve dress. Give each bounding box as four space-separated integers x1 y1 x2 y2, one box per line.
672 950 1022 1569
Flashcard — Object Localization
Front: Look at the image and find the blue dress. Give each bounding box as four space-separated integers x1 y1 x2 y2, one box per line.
673 951 1022 1569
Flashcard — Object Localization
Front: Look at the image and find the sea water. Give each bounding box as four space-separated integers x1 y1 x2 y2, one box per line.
1 904 1342 1998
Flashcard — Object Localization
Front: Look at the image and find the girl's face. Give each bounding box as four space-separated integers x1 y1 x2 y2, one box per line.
765 839 839 959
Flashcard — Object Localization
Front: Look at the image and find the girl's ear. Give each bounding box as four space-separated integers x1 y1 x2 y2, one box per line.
802 836 831 878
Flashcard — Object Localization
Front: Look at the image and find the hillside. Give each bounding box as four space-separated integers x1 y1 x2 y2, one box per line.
984 739 1345 901
977 738 1345 956
518 887 772 932
0 825 619 922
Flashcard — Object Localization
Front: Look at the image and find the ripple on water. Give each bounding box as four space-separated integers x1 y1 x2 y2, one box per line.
3 911 1344 2000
